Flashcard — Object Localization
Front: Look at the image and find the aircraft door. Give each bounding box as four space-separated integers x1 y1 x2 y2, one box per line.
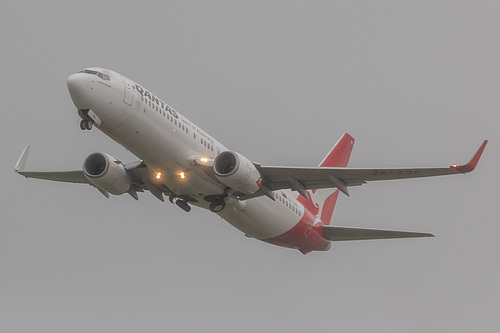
122 78 134 106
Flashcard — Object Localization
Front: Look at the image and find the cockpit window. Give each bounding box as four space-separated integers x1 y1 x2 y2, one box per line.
77 69 110 81
97 72 110 80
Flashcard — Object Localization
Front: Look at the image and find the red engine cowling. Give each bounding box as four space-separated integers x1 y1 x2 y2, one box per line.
83 152 131 195
214 151 262 194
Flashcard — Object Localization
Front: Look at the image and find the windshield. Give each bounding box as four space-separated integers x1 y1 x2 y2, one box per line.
77 69 110 81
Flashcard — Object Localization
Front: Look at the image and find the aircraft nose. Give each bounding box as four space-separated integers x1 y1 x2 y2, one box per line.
67 73 89 109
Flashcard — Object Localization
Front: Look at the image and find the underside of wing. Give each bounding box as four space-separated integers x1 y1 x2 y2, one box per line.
14 146 89 183
16 170 89 183
14 145 173 201
322 225 434 241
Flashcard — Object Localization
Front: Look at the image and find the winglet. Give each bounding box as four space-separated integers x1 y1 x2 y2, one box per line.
14 145 30 172
452 140 488 173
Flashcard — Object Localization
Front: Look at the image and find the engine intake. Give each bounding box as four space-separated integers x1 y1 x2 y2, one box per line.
83 152 131 195
214 151 262 194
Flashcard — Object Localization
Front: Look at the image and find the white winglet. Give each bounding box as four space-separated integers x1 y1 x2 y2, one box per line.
14 145 30 172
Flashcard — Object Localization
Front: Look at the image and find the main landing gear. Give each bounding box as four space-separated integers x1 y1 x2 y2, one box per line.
169 194 194 213
175 200 192 212
209 201 226 213
204 194 227 213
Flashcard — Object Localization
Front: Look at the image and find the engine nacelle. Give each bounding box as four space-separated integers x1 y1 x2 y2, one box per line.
214 151 262 195
83 152 131 195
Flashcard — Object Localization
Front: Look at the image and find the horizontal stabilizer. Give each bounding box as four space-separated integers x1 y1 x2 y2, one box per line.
322 225 434 242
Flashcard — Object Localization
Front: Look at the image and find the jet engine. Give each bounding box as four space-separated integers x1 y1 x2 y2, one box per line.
83 152 131 195
214 151 262 194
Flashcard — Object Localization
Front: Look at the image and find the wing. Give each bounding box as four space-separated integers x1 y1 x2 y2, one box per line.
14 146 89 183
239 140 487 200
14 145 169 201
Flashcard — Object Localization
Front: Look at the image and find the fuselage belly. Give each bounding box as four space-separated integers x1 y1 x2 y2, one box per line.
71 68 330 252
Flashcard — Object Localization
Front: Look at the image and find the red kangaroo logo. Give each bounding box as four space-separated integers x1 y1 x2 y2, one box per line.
297 190 320 216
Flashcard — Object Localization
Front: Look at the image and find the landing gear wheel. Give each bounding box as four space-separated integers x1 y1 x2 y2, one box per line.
209 200 226 212
176 200 191 212
80 119 93 130
85 120 93 130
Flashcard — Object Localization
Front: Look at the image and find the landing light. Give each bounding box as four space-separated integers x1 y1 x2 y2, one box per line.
180 172 185 179
200 158 208 163
156 172 162 179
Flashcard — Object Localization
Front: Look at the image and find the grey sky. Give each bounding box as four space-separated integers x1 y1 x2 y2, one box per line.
1 1 499 332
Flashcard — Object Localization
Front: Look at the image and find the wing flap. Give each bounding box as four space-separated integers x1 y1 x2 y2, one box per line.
322 225 434 241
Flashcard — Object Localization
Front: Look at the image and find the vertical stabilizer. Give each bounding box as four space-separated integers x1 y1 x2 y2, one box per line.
319 133 355 168
297 133 355 225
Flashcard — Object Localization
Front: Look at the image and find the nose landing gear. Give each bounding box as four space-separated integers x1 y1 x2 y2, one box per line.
78 109 93 130
80 119 93 130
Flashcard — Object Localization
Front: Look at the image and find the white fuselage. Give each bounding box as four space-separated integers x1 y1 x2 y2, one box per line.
67 68 311 245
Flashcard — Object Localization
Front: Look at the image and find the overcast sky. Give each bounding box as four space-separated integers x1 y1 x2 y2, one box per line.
1 1 499 332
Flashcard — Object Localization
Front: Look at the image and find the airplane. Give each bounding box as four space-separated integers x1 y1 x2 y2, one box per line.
14 67 487 254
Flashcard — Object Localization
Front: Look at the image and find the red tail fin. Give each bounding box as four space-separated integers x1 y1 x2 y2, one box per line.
298 133 355 225
319 133 355 168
